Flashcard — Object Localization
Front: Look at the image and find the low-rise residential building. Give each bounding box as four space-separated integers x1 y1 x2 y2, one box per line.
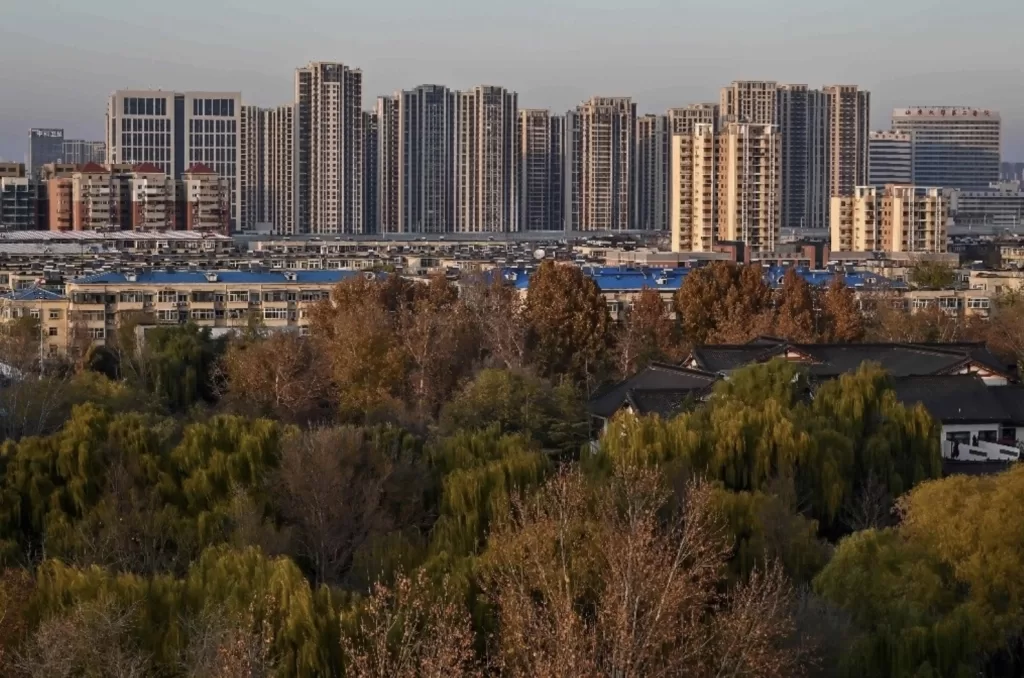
0 287 71 357
831 185 947 254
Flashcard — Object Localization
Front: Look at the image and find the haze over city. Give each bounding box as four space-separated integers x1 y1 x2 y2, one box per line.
1 0 1021 161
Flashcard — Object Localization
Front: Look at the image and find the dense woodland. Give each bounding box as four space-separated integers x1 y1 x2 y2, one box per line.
0 261 1023 677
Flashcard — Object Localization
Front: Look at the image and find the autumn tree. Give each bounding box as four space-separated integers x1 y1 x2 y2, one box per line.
986 290 1024 368
341 570 479 678
461 274 528 370
613 287 679 377
674 262 775 346
774 269 817 342
818 277 865 343
274 425 431 587
217 331 332 424
866 297 984 343
482 467 812 677
308 276 409 420
523 261 612 389
399 275 479 417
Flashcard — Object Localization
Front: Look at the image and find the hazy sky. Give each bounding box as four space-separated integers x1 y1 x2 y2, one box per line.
2 0 1022 161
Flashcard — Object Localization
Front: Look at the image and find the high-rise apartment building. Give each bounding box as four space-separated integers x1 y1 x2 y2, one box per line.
376 96 400 234
892 107 1001 189
181 164 231 233
456 86 518 233
716 122 781 251
295 62 364 234
399 85 457 233
363 110 379 235
105 90 241 230
634 114 669 231
667 104 718 135
720 81 777 124
777 85 827 230
264 105 297 234
868 130 913 186
565 97 636 231
670 123 717 252
823 86 870 198
0 163 34 231
127 163 177 231
239 105 265 231
62 140 106 165
831 185 947 253
518 109 565 232
28 129 65 177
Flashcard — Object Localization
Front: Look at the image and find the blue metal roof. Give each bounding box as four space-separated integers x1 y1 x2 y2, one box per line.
1 287 67 301
71 270 386 285
498 265 904 292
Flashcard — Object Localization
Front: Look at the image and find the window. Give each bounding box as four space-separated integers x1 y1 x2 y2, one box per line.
49 309 61 320
263 308 288 320
48 327 58 337
88 328 105 339
158 290 176 303
29 309 40 319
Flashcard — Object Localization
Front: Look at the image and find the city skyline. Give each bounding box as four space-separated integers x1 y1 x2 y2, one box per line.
2 0 1021 161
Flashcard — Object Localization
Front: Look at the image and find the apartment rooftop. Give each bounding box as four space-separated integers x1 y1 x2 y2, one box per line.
71 270 385 286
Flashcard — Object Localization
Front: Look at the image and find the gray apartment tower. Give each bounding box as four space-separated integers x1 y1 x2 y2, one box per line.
363 110 379 234
892 107 1001 189
399 85 457 234
295 62 364 234
376 96 400 234
777 85 827 230
635 114 669 231
456 86 518 233
518 109 565 231
566 97 636 231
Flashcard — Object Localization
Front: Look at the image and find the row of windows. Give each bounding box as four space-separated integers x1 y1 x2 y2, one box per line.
123 97 168 116
124 118 170 132
190 119 237 133
122 133 171 148
190 134 237 149
193 98 236 117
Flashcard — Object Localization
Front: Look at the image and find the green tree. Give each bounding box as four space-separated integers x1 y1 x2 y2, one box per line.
132 323 224 412
523 261 612 389
909 261 957 290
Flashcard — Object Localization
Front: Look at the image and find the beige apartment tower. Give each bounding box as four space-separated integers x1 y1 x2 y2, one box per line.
239 105 297 233
670 123 717 251
831 185 947 253
667 103 718 135
456 86 518 232
566 97 636 231
720 81 778 124
295 62 363 234
716 122 781 251
518 109 565 231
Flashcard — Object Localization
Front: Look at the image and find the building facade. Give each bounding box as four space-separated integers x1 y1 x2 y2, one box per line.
239 105 265 231
0 163 35 231
892 107 1001 189
456 86 518 233
670 123 717 252
634 114 669 231
824 85 870 199
518 109 565 232
566 97 636 231
105 91 241 230
376 96 401 234
180 164 231 233
720 81 777 124
948 182 1024 229
28 129 64 178
831 185 947 253
62 140 106 165
869 130 913 186
777 85 828 230
667 104 718 135
399 85 458 234
363 110 379 235
295 62 364 234
716 122 781 251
